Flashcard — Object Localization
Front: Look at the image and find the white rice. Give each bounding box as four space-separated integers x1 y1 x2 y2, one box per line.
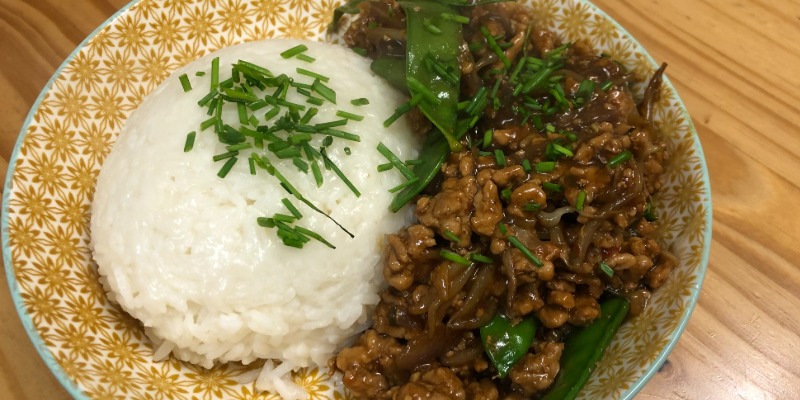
90 39 418 399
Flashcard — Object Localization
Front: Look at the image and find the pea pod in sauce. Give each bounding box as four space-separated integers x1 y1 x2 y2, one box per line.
480 314 538 378
541 297 631 400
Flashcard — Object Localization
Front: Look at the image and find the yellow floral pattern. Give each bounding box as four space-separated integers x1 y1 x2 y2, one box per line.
2 1 709 399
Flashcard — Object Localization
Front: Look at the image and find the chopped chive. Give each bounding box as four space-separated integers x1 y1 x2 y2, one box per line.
197 89 218 107
213 151 238 162
509 57 527 83
388 176 420 193
264 106 281 121
407 76 441 105
344 147 351 155
644 201 658 222
465 86 487 115
351 98 369 106
248 157 256 175
576 190 586 211
608 150 633 168
257 217 275 228
482 130 493 148
600 80 614 91
237 102 248 124
523 202 541 212
494 149 506 167
322 135 334 148
498 222 508 235
226 143 252 152
522 159 532 173
440 12 469 24
405 159 422 165
311 160 323 187
280 44 308 59
377 142 415 180
480 25 511 68
210 57 220 89
599 261 614 278
470 253 494 264
299 107 318 124
321 149 360 197
336 110 364 121
542 182 562 192
377 163 393 172
179 74 192 92
275 147 302 159
306 96 325 106
508 236 544 267
383 101 414 127
296 68 329 82
183 131 196 152
535 161 556 173
274 98 306 111
292 157 309 173
501 188 512 201
443 230 461 243
216 156 237 178
423 19 442 34
294 226 335 249
552 143 574 157
272 213 296 223
440 249 470 265
312 80 337 104
323 128 361 142
248 115 259 127
351 47 368 57
545 123 556 133
576 79 595 101
195 71 206 77
289 132 313 144
296 53 315 63
281 198 303 219
312 120 347 131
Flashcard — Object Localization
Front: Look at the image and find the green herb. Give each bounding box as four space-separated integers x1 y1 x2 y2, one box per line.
482 130 493 148
423 18 442 34
179 74 192 92
321 148 360 197
576 190 586 211
351 98 370 106
336 110 364 121
480 25 511 68
312 80 337 104
522 159 532 173
440 249 470 265
280 44 309 59
248 157 256 175
377 163 393 172
216 157 237 178
281 198 303 219
599 80 614 91
523 202 541 212
210 57 220 89
388 177 420 193
501 188 512 201
294 226 335 249
535 161 556 173
296 68 329 82
599 261 614 278
494 149 506 167
440 12 469 24
508 236 543 267
213 151 238 162
443 230 461 243
542 182 562 192
183 131 196 152
470 253 494 264
377 142 416 180
296 53 315 63
608 150 633 168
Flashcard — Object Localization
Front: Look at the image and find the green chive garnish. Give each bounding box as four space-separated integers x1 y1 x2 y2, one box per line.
336 110 364 121
542 182 562 192
440 249 470 265
323 129 360 142
312 80 337 104
280 44 308 59
482 130 493 148
217 156 237 178
423 19 442 34
294 226 335 249
213 151 238 162
600 80 614 91
608 150 633 168
351 98 369 106
552 143 574 157
508 236 543 267
480 26 511 68
306 96 325 106
599 261 614 277
535 161 556 173
522 159 532 173
257 217 275 228
377 163 393 172
296 54 315 63
470 253 494 264
311 160 323 187
296 68 329 82
377 142 415 180
388 177 420 193
576 190 586 211
184 131 196 152
281 198 303 219
523 202 541 212
440 12 469 24
501 188 512 201
210 57 220 89
314 119 348 130
494 149 506 167
443 230 461 243
179 74 192 92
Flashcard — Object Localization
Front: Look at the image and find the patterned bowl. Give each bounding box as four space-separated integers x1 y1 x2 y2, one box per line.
2 0 711 399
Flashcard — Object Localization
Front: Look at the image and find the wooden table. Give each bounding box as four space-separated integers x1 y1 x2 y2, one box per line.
1 0 799 398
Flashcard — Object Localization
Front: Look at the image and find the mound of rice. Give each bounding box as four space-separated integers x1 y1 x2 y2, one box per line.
90 39 418 398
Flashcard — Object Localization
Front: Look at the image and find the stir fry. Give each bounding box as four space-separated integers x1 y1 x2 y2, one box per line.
331 0 677 398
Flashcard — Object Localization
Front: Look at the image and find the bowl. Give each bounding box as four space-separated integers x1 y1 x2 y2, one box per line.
1 0 711 398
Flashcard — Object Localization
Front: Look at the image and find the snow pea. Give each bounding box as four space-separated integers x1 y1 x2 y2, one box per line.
541 297 630 400
480 314 538 378
398 0 462 151
370 56 408 92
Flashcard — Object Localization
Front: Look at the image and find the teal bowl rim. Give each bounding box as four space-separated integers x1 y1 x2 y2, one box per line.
1 1 712 399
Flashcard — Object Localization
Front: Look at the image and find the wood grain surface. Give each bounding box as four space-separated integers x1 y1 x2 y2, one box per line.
2 0 799 399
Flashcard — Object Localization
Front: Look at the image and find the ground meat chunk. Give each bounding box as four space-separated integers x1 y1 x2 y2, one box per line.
471 180 503 236
385 225 437 291
509 342 564 396
337 330 404 399
393 367 467 400
416 176 478 246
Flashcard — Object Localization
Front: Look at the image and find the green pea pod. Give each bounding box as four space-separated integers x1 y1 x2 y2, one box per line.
541 297 631 400
371 56 408 92
480 314 538 378
398 0 462 152
330 0 367 31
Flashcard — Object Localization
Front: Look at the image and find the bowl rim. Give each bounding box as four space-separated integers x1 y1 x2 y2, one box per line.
1 1 712 399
